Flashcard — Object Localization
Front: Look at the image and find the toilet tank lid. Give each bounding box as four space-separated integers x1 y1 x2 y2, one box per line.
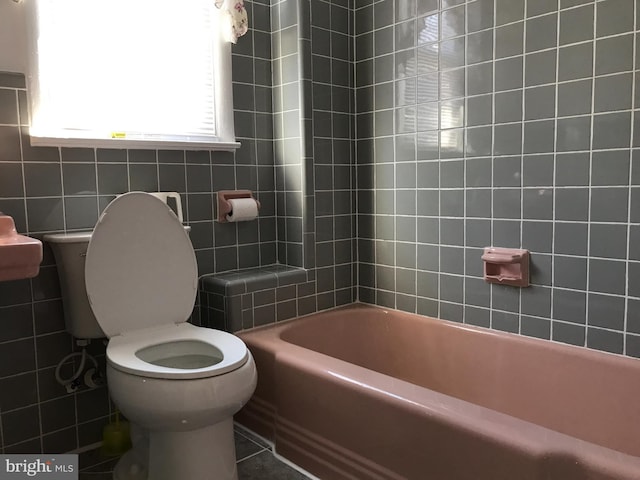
44 227 191 245
44 232 93 243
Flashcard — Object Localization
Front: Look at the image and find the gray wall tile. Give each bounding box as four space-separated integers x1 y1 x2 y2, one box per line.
495 22 524 59
523 120 555 154
525 50 557 87
554 256 588 290
559 5 593 45
553 289 586 325
589 259 626 295
553 321 586 347
587 327 623 355
558 43 593 81
495 57 524 91
595 34 634 75
525 85 556 121
591 188 628 222
556 116 591 151
593 112 632 149
588 293 625 331
554 222 588 256
522 221 553 253
591 151 630 186
596 0 634 38
526 13 558 53
496 0 524 25
556 152 590 186
594 73 632 113
557 79 592 117
527 0 558 17
522 154 554 186
467 30 493 65
521 315 551 340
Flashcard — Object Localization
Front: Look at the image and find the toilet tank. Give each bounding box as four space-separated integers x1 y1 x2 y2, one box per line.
44 232 105 339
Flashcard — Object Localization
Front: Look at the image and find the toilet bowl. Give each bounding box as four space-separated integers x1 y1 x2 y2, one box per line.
82 192 257 480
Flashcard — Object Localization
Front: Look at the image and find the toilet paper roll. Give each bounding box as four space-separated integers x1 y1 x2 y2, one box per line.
226 198 259 222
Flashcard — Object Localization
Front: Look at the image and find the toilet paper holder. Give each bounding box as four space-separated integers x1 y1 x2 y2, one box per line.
216 190 261 223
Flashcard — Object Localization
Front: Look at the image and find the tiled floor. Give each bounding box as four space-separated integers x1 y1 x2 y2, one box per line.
79 424 314 480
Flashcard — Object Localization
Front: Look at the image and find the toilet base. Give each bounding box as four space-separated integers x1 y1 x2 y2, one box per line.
151 418 238 480
113 423 148 480
113 419 237 480
113 449 148 480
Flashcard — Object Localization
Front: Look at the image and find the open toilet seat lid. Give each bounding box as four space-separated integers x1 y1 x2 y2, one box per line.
85 192 198 338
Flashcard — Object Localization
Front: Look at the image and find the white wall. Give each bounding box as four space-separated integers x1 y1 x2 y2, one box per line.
0 1 27 73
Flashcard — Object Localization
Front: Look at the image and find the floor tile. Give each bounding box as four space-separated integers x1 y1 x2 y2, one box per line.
237 451 310 480
235 430 266 460
234 424 270 449
77 427 313 480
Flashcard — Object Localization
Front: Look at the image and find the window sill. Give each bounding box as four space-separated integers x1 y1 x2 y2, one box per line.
29 134 241 152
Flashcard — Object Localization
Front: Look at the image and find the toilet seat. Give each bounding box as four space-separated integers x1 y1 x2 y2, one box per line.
107 323 249 380
85 192 248 379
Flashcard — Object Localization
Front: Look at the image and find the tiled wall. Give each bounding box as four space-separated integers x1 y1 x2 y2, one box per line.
310 0 359 309
355 0 640 357
272 0 308 268
0 0 360 454
0 0 280 453
0 73 116 455
199 0 358 331
198 0 357 333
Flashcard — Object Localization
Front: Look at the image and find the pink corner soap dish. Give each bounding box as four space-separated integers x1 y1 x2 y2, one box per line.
0 214 43 282
482 247 529 287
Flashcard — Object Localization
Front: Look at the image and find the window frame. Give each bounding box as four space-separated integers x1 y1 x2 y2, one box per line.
24 0 239 151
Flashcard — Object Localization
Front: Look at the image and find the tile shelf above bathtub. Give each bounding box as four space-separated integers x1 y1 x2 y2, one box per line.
198 265 312 333
200 265 309 297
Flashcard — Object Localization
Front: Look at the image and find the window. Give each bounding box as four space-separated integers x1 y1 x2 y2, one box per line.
25 0 238 150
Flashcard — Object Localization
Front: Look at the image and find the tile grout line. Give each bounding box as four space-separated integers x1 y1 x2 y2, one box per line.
487 0 503 329
459 0 475 326
549 0 562 343
515 0 524 335
623 0 637 356
583 0 598 349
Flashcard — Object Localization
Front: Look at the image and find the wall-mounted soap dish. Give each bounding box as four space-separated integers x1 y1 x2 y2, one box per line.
482 247 529 287
0 214 43 282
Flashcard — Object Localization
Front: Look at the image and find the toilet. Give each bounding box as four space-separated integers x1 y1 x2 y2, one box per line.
46 192 257 480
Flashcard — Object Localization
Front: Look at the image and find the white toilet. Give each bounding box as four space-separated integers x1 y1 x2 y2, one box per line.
46 192 257 480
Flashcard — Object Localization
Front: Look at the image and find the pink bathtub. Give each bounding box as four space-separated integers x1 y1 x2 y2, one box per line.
237 304 640 480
